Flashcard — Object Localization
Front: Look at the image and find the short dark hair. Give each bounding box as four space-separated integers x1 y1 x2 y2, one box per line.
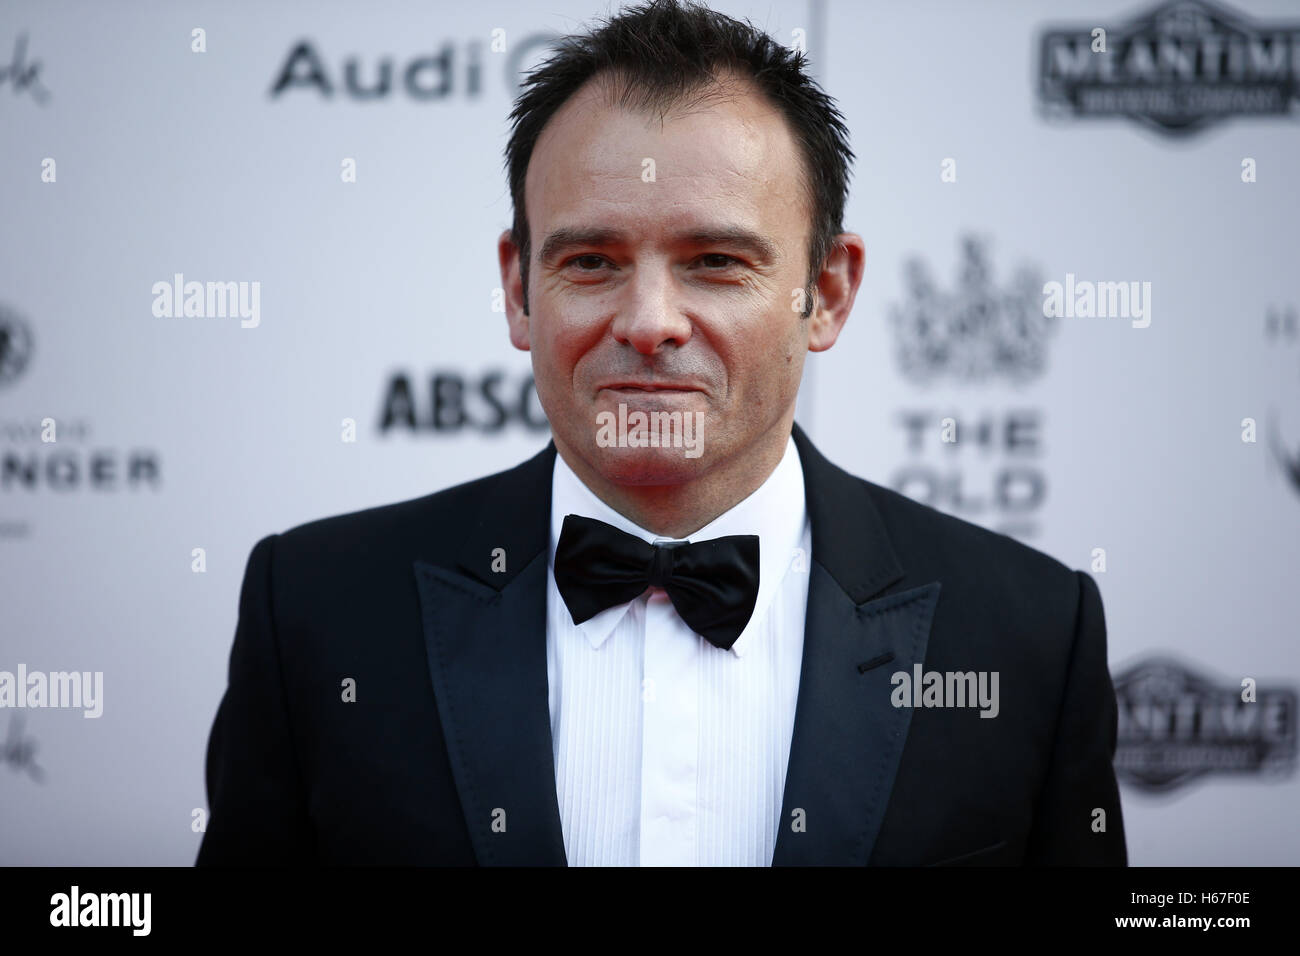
504 0 855 317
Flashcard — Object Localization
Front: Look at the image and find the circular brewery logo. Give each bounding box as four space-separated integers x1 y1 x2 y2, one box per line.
0 305 34 387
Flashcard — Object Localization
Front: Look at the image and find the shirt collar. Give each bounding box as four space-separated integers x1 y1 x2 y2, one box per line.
548 435 807 657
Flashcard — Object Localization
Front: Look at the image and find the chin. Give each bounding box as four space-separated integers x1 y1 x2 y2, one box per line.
590 444 709 486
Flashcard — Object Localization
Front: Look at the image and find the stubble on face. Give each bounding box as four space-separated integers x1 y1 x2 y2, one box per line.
516 70 814 534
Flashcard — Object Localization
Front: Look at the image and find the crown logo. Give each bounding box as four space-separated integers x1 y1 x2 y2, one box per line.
889 236 1053 386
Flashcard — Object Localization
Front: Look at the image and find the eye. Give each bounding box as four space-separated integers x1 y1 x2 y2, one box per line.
568 254 609 271
697 254 740 269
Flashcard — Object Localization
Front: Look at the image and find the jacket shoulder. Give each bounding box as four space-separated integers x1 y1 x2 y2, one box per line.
859 475 1079 593
265 452 543 572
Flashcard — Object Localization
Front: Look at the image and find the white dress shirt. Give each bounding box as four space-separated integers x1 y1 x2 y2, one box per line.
545 435 811 866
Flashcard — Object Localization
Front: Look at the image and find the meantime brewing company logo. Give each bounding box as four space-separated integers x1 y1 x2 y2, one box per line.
888 236 1052 539
0 308 163 538
1038 0 1300 136
1113 657 1298 793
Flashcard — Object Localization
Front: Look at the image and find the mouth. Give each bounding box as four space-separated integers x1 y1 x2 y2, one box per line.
599 383 701 393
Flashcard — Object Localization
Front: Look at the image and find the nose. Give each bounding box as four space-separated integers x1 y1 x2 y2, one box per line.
608 263 693 355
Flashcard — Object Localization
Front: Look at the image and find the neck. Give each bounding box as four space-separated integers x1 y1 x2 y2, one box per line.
556 416 794 539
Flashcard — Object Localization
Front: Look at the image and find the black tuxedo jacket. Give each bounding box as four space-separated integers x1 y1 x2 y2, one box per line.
197 423 1126 866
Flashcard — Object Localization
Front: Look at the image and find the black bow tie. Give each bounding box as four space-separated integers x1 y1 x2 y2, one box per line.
553 514 760 650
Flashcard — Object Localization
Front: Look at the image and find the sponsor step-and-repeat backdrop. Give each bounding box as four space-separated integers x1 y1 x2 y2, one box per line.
2 0 1297 864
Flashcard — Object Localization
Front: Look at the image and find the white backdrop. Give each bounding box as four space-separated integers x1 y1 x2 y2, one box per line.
2 0 1297 865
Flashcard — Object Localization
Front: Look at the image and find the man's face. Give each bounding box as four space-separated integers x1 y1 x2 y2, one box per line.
501 72 840 487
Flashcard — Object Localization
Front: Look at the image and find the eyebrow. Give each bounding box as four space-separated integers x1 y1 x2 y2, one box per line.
537 225 780 265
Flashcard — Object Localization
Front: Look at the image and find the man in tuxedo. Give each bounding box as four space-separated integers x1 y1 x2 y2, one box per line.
198 0 1126 866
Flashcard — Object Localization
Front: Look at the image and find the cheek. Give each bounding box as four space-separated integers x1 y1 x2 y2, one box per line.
731 310 804 388
532 308 606 389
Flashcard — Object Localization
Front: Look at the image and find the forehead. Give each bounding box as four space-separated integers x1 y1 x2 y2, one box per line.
525 72 808 242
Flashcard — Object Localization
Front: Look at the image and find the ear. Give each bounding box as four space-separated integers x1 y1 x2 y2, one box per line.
807 233 865 353
498 228 530 351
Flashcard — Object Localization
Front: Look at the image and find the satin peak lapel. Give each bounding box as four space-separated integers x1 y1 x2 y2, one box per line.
413 442 567 865
771 576 941 865
772 425 942 865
